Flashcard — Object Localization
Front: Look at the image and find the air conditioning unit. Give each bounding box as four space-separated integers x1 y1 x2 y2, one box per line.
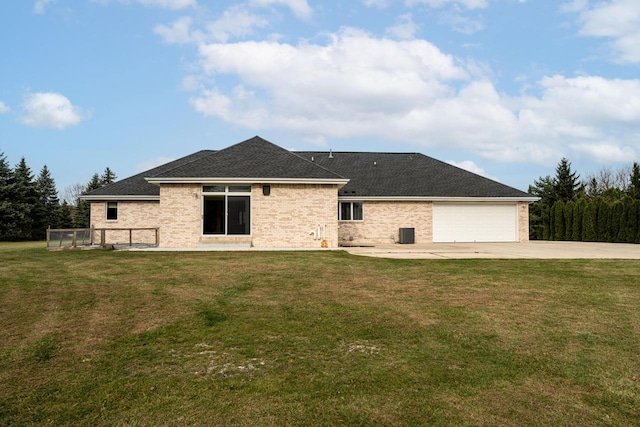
399 228 415 244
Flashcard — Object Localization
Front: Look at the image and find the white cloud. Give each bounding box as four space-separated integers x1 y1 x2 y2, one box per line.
206 6 270 42
20 92 88 130
137 0 196 8
447 160 499 181
568 0 640 63
154 16 201 44
0 101 10 114
186 28 640 166
405 0 488 10
90 0 196 9
385 14 419 40
155 7 269 45
361 0 392 8
249 0 312 19
33 0 54 14
570 143 636 163
438 10 484 34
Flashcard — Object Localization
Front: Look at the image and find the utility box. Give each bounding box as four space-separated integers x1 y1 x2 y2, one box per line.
399 228 415 244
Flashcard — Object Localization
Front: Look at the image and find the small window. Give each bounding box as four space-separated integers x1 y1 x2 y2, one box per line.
229 185 251 193
203 185 225 193
339 202 363 221
106 202 118 220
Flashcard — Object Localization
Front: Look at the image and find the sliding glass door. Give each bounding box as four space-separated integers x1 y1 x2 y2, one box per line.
202 186 251 235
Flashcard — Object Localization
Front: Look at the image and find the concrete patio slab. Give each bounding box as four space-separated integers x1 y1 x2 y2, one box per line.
343 241 640 260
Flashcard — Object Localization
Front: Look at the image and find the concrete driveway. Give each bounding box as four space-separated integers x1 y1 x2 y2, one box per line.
343 241 640 259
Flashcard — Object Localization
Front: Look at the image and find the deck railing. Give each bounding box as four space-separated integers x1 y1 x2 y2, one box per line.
46 227 159 250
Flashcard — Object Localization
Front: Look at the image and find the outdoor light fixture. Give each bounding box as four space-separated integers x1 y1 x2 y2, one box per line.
263 185 270 196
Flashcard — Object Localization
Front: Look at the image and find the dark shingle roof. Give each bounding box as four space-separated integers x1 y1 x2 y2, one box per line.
84 136 531 199
295 151 531 198
152 136 345 180
83 150 215 197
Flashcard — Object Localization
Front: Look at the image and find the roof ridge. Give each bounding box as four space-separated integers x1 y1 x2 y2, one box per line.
147 149 217 178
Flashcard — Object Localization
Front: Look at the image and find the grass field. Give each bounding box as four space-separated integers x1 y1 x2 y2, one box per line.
0 242 639 426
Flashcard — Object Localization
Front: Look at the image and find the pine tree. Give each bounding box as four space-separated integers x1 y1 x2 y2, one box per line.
528 175 556 240
101 167 117 186
13 158 38 240
58 201 74 228
74 173 104 228
34 165 60 239
554 158 582 202
0 152 18 241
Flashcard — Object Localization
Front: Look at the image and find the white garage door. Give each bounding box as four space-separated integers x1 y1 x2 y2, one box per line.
433 203 518 243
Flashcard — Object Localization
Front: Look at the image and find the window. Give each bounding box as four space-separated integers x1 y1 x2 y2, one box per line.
339 202 363 221
106 202 118 220
202 185 251 235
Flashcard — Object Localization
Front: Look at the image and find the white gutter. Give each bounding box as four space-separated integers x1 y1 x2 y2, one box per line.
338 196 540 202
145 177 350 187
80 195 160 201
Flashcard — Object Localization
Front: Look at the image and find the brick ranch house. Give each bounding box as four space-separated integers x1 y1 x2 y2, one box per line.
81 136 537 248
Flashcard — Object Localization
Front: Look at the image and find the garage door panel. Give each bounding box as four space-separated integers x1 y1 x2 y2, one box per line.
433 204 517 243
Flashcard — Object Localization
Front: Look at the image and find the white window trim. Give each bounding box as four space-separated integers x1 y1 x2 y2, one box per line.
201 185 252 236
339 201 364 222
106 201 118 221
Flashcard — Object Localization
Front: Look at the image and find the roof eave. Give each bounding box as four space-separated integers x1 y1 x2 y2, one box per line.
338 196 540 202
145 177 350 187
80 195 160 201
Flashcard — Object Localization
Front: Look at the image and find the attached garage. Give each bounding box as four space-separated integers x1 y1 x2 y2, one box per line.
433 203 518 243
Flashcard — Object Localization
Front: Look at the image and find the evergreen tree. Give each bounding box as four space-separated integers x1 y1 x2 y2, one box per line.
554 158 582 202
596 201 611 242
611 201 624 243
564 201 574 241
572 198 586 241
552 200 565 240
58 201 74 229
101 167 117 186
34 165 60 239
0 152 18 241
528 175 556 240
625 199 638 243
629 162 640 200
74 173 104 228
582 200 597 241
12 158 38 240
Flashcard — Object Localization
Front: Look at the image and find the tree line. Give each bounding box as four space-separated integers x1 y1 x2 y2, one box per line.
529 158 640 243
0 151 115 241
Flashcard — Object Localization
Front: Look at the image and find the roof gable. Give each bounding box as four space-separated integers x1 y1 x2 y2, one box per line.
152 136 345 181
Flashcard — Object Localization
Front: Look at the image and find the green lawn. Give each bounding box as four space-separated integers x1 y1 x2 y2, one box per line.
1 242 638 426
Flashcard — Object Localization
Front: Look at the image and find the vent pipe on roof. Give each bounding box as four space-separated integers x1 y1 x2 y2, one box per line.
328 149 333 159
311 156 314 162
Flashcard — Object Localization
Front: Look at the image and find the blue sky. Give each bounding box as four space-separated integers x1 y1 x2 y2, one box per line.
1 0 639 196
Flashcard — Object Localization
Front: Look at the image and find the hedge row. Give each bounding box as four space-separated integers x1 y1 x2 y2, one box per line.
533 198 640 243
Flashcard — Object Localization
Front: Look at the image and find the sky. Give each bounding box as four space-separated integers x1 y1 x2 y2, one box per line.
1 0 640 196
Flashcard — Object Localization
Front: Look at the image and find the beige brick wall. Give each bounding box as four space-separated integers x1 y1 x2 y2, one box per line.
156 183 339 248
339 201 433 245
159 184 201 248
89 201 159 244
518 201 530 242
252 184 339 248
